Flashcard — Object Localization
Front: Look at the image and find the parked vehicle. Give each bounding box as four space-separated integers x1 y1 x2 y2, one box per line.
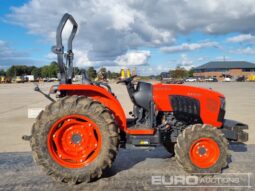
205 77 218 82
43 78 58 82
223 77 232 82
0 76 5 83
236 76 245 82
0 76 12 83
247 75 255 82
24 75 35 82
15 76 26 83
185 78 197 82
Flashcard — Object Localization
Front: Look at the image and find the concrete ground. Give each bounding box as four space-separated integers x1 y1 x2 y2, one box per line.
0 81 254 190
0 82 132 152
0 145 254 191
0 81 254 152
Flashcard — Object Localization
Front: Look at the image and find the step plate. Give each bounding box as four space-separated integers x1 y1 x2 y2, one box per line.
127 134 160 146
126 118 155 135
126 129 155 135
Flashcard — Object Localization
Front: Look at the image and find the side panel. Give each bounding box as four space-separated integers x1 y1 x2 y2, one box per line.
153 83 224 127
58 84 127 132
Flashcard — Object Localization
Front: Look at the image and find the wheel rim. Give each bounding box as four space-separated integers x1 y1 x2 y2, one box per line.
47 114 102 168
189 137 220 168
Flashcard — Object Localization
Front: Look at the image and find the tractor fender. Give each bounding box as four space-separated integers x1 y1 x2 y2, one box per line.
58 84 127 132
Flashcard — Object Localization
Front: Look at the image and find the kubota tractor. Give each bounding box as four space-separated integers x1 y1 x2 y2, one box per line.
25 13 248 184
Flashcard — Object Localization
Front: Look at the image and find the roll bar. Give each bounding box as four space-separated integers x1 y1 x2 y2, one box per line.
52 13 78 84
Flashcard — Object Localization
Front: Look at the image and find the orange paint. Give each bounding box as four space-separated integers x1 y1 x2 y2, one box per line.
58 84 127 132
153 83 224 127
189 137 220 168
47 114 102 168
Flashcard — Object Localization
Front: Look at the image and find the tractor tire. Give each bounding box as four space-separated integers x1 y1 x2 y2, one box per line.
160 131 175 155
30 96 119 184
163 142 175 155
162 139 175 155
175 124 230 174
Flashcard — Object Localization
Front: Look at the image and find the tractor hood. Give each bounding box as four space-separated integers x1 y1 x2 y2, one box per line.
153 83 225 127
153 83 225 99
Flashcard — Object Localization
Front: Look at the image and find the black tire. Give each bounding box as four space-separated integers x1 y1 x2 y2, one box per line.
175 124 230 174
163 142 175 155
30 96 119 184
160 131 175 155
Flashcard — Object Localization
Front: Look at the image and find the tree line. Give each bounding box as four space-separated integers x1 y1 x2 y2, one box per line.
0 62 60 79
0 62 193 80
0 62 120 80
169 66 194 79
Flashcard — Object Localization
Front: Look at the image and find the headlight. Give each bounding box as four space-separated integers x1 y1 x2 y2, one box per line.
220 97 226 110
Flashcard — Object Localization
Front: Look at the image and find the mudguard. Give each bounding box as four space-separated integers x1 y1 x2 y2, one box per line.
58 84 127 132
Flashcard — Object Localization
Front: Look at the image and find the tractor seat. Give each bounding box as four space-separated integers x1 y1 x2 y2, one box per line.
132 82 152 111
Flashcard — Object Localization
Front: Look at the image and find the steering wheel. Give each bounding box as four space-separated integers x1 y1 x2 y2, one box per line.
117 75 137 84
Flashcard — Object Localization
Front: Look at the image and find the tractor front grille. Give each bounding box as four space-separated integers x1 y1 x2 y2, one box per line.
218 108 225 123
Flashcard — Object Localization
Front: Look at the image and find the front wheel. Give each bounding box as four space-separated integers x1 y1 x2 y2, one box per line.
175 124 230 174
30 96 119 184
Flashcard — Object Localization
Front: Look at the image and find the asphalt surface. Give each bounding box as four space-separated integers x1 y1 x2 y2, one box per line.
0 82 254 153
0 82 254 190
0 144 254 191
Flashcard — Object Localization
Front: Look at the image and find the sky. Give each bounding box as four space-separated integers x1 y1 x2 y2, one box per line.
1 0 255 75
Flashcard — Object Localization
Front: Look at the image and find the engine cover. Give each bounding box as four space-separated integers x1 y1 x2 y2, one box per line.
153 83 225 128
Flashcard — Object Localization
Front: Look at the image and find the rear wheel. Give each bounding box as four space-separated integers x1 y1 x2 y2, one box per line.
175 124 230 174
31 96 119 184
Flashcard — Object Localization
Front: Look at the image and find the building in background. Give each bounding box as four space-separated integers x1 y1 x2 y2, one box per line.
193 61 255 81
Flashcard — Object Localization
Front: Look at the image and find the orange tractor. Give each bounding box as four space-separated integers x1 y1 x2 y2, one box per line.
24 14 248 184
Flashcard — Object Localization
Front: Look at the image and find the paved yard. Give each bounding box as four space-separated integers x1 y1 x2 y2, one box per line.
0 82 254 190
0 81 254 152
0 144 254 191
